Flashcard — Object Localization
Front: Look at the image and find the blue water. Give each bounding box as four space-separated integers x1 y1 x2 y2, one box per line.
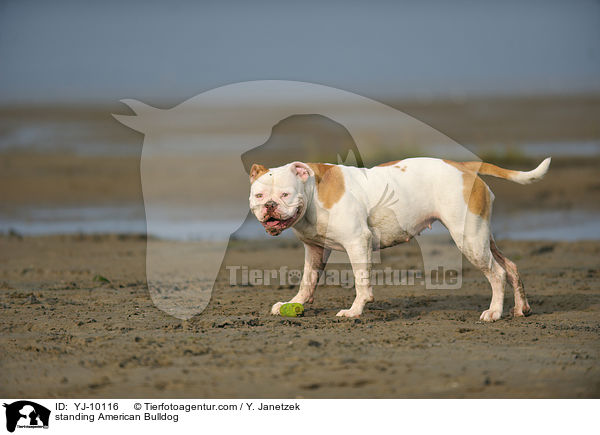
1 205 598 241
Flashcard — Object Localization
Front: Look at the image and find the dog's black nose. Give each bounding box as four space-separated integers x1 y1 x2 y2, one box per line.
265 200 277 210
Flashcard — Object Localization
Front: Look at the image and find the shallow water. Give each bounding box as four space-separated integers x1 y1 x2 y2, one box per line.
2 205 598 241
2 115 599 159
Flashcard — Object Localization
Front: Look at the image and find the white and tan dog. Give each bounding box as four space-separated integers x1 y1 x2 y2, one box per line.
249 157 551 321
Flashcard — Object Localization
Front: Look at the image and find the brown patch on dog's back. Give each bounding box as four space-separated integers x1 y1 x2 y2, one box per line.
307 163 345 209
443 160 491 219
464 173 491 219
249 163 269 183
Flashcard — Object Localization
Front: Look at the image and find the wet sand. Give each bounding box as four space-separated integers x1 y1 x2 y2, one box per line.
1 234 598 398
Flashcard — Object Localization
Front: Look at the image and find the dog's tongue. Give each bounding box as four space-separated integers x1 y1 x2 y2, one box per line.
265 219 280 227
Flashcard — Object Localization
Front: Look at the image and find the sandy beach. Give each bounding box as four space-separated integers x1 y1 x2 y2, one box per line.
0 234 598 398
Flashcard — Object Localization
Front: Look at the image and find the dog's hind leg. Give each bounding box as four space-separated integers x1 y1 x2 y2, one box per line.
442 181 506 321
489 236 531 317
455 228 507 322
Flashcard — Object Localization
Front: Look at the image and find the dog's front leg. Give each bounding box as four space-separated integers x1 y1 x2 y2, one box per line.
336 233 374 318
271 243 330 315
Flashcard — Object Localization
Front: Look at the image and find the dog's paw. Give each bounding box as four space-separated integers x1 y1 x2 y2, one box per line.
336 308 361 318
479 309 502 322
512 305 532 318
271 302 285 315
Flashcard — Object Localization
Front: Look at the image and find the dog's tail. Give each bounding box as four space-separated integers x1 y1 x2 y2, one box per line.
475 157 551 185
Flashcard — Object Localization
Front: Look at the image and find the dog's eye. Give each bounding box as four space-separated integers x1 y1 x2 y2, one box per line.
281 192 289 198
255 193 263 198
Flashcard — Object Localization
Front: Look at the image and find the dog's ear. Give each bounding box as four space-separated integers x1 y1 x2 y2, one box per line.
290 162 314 182
249 163 269 183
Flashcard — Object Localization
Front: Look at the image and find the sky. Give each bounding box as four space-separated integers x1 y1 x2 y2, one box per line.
0 0 599 105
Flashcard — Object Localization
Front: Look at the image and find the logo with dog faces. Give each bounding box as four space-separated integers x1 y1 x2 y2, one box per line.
3 401 50 433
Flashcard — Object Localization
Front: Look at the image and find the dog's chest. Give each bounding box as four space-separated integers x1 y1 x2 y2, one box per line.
292 221 346 251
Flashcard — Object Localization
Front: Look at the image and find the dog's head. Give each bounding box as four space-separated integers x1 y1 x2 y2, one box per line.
248 162 313 236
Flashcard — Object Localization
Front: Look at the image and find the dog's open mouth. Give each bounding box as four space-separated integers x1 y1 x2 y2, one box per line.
261 209 301 236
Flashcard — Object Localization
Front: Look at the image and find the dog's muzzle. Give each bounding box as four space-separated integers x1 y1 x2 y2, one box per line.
260 203 302 236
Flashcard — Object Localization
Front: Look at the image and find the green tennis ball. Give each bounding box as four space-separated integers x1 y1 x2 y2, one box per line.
279 303 304 317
